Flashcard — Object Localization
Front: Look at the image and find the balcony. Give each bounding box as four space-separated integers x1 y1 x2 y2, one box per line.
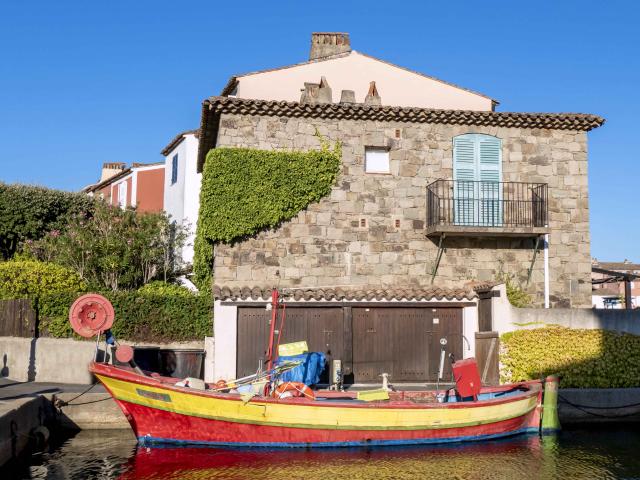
426 180 549 237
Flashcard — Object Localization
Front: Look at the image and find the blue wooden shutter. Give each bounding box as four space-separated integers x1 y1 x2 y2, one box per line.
453 134 502 226
453 135 478 225
478 136 502 226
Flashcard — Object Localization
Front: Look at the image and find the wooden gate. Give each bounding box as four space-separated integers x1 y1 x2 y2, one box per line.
352 307 463 383
0 299 37 337
236 307 344 382
475 331 500 385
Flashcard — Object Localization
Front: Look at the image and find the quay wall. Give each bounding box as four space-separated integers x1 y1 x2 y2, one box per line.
0 337 205 384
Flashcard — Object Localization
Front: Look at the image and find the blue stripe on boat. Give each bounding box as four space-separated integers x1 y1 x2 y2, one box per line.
138 427 539 448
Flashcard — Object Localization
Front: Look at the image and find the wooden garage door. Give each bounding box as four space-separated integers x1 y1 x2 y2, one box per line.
236 307 344 382
352 307 463 383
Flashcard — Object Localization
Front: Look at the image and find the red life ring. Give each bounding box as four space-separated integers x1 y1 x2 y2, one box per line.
273 382 316 400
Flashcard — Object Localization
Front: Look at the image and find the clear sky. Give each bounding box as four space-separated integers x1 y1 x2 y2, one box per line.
0 1 637 261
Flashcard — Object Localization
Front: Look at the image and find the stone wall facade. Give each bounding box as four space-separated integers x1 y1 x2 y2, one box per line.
212 113 591 307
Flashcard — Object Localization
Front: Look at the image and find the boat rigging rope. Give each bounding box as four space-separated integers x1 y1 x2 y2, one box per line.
558 393 640 418
54 381 104 408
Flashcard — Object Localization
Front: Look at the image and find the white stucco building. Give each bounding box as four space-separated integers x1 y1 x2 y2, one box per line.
162 129 201 265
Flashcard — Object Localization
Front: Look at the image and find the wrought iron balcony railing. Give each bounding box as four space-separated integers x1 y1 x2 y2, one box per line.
426 180 548 236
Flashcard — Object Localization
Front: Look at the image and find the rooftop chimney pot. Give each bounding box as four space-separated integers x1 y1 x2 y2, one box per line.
364 81 382 106
340 90 356 104
309 32 351 60
100 162 126 182
300 77 333 104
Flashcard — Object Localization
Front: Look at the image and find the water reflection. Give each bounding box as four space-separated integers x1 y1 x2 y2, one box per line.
18 428 640 479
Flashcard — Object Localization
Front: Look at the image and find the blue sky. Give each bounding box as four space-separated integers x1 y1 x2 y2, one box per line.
0 1 638 261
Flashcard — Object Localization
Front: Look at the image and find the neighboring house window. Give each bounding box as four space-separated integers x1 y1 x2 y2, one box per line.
118 181 127 208
364 147 390 174
171 154 178 184
453 134 502 226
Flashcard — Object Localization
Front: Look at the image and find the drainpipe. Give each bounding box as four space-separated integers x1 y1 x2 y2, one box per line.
544 234 550 308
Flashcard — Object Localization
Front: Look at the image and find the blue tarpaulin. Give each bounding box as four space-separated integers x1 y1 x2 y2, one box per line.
276 352 326 386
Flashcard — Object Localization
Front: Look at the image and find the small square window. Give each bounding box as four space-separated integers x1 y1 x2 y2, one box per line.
365 147 390 174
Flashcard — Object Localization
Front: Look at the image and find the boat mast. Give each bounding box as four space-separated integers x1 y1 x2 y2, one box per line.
265 288 279 373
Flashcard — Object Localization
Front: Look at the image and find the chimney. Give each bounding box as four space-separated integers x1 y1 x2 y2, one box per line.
100 162 125 182
340 90 356 104
364 81 382 106
309 32 351 60
300 76 333 104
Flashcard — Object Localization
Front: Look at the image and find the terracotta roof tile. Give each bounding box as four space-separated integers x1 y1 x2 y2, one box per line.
198 96 605 171
214 285 477 302
205 96 604 130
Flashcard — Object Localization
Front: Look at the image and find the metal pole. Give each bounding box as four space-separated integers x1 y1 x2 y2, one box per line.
544 234 550 308
625 277 632 310
265 288 279 372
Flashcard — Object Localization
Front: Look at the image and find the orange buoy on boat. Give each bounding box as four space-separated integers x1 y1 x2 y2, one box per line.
214 380 228 391
273 382 315 400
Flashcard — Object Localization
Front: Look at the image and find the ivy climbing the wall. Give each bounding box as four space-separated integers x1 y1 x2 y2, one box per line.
193 140 342 289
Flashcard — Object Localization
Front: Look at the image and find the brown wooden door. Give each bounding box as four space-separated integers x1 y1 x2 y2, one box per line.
236 307 343 382
352 307 463 383
427 307 464 381
236 307 270 378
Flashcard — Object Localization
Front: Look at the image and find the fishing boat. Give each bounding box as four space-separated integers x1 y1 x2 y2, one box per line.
72 292 559 448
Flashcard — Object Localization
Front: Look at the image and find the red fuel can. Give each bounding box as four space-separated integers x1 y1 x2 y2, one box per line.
452 358 482 399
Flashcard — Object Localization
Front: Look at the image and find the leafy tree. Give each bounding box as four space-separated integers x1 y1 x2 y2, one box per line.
24 202 187 291
0 183 94 260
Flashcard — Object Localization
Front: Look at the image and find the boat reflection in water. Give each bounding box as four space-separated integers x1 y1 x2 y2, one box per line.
116 433 610 480
20 428 640 479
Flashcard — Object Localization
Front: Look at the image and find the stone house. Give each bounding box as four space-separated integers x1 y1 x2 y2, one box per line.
197 33 604 383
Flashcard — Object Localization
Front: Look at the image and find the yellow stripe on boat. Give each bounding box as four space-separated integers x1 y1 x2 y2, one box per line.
97 374 537 431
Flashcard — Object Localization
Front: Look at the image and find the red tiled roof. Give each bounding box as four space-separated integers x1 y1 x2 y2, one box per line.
214 285 477 302
197 96 605 172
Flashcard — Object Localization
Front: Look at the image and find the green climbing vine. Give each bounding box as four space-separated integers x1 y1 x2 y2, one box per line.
193 139 342 289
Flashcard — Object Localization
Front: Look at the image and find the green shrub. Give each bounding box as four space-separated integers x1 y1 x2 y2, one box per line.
0 183 94 260
496 272 532 307
24 202 187 291
0 260 86 300
138 281 194 297
39 288 212 343
0 260 210 342
500 326 640 388
194 140 341 284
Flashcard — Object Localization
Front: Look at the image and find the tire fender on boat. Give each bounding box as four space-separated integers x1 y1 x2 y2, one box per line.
273 382 316 400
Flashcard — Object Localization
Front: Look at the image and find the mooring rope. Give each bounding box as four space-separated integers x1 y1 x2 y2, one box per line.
558 393 640 418
54 381 98 407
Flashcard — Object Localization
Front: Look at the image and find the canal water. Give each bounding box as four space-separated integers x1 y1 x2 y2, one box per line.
9 427 640 479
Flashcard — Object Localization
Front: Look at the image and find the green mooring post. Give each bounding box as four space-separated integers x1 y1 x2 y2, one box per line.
541 375 561 433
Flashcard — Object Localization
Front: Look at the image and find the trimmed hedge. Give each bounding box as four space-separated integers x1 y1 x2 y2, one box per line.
501 327 640 388
0 183 94 260
39 289 212 343
0 260 86 299
194 141 341 285
0 260 211 342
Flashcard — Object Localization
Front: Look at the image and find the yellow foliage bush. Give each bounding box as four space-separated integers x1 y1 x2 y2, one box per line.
0 260 86 299
500 326 640 388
